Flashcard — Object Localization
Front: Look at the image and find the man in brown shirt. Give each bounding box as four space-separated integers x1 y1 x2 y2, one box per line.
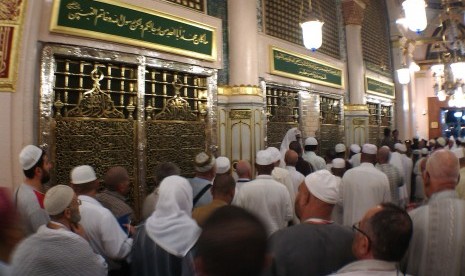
192 174 235 227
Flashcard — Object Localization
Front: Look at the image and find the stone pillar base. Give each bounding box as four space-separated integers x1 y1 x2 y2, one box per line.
344 104 369 146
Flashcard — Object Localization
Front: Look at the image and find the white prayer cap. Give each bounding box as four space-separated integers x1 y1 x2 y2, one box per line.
71 165 97 185
304 170 340 204
305 137 318 146
216 156 231 174
450 136 456 141
256 150 274 166
19 145 43 170
44 185 74 215
350 144 361 153
454 148 465 159
421 148 429 155
458 137 464 143
362 144 378 155
332 158 346 169
266 147 281 162
194 152 216 173
437 137 446 147
429 139 436 145
412 149 421 155
335 144 346 153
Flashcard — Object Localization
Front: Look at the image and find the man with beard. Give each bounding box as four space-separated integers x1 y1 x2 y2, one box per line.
15 145 53 236
11 185 107 275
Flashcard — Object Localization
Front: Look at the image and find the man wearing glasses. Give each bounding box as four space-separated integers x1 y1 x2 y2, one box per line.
336 203 412 275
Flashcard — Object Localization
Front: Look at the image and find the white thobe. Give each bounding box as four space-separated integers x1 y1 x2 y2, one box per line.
235 175 293 235
390 152 407 206
401 154 413 198
404 190 465 276
456 167 465 200
285 166 305 194
78 195 133 261
348 153 361 168
342 163 391 227
413 158 426 201
302 151 327 171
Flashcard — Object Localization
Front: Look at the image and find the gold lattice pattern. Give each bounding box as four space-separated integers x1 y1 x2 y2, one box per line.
319 124 343 157
264 0 340 59
163 0 205 12
380 105 392 127
53 58 138 119
266 87 299 123
319 96 341 125
145 68 208 121
367 102 379 126
362 0 392 76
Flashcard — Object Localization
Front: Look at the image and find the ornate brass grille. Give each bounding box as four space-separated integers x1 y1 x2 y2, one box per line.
263 0 340 59
319 96 341 125
266 86 299 149
163 0 205 12
319 96 343 157
40 45 217 220
367 101 381 145
362 0 392 77
380 104 392 127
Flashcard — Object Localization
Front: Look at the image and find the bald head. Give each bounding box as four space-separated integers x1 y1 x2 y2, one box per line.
235 160 252 179
285 150 299 166
377 146 391 164
424 150 459 196
104 166 130 194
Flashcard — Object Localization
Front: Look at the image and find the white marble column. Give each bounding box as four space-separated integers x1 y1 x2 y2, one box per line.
228 0 259 86
346 24 365 104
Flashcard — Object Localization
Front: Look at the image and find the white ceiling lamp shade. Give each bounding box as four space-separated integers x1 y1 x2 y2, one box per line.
402 0 427 34
451 61 465 80
397 67 411 85
301 20 324 52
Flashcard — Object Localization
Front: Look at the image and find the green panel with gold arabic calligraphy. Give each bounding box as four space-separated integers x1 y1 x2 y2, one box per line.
52 0 215 59
270 47 343 89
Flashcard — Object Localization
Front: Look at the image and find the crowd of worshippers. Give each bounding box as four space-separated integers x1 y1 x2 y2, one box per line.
2 127 465 276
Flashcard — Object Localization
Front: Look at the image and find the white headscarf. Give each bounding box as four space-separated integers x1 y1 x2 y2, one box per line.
280 127 301 167
145 175 201 257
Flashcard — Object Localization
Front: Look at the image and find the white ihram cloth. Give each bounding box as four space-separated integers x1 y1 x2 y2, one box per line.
272 167 296 206
235 175 293 236
404 190 465 276
78 195 133 260
303 151 327 171
389 152 408 206
11 225 107 276
342 163 391 227
348 153 361 167
145 175 201 257
285 166 305 195
280 128 301 167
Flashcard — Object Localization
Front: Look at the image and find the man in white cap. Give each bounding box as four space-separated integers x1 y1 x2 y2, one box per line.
330 158 346 224
71 165 133 274
302 137 326 171
267 147 296 210
436 137 446 150
403 150 465 275
235 150 293 235
265 170 355 276
348 144 361 168
342 144 391 227
215 156 231 175
376 146 403 206
188 152 216 208
11 185 107 275
393 143 412 205
15 145 52 235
